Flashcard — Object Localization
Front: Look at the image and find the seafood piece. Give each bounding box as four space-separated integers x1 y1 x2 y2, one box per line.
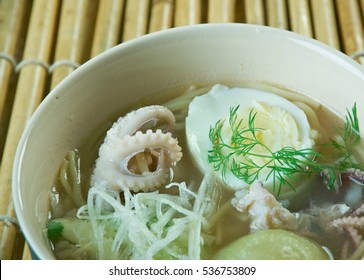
231 181 298 232
342 169 364 186
332 202 364 259
320 168 364 192
91 106 182 192
232 181 350 237
107 105 176 138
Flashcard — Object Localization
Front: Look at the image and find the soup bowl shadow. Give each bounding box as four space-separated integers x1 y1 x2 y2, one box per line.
12 23 364 259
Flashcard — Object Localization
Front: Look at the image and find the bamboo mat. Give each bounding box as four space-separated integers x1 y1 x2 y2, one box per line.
0 0 363 260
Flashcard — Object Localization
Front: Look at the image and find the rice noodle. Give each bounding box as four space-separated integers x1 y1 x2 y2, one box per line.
163 86 211 112
293 101 321 131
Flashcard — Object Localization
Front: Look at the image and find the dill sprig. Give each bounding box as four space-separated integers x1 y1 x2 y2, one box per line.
328 103 361 167
208 103 363 194
321 103 363 185
208 106 320 195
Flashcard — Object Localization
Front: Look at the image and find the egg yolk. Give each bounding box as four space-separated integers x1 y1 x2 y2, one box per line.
219 101 302 175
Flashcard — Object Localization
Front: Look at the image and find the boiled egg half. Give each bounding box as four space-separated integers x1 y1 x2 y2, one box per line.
185 84 317 192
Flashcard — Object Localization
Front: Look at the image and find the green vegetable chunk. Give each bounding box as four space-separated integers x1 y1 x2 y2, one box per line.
213 229 329 260
47 220 64 241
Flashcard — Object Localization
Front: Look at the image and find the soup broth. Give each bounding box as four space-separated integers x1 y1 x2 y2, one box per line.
47 82 364 260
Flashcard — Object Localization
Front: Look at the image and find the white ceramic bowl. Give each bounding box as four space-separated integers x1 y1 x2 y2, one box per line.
12 23 364 259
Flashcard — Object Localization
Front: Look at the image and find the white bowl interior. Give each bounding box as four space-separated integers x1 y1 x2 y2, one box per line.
12 24 364 259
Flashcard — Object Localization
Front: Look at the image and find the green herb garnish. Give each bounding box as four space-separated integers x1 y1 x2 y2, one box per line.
321 103 363 187
328 103 361 168
208 104 362 194
208 106 319 195
47 220 64 241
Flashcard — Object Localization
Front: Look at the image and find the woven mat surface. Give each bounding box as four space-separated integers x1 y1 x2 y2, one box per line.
0 0 363 260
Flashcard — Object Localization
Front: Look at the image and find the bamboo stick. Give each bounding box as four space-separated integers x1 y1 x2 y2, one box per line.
335 0 364 65
22 242 32 260
243 0 265 25
174 0 202 26
122 0 150 42
149 0 174 33
0 0 30 163
266 0 289 29
359 0 364 63
50 0 98 89
311 0 340 49
91 0 125 57
0 0 60 260
287 0 313 37
208 0 235 23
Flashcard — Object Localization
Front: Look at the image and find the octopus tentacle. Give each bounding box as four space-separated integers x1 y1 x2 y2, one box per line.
121 131 182 165
331 201 364 259
108 105 176 139
345 227 362 247
353 203 364 215
332 216 364 228
92 107 183 192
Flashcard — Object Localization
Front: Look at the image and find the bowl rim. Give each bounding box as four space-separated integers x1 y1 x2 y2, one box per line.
11 23 364 260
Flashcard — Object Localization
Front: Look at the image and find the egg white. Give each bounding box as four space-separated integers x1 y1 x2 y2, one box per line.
185 84 315 191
